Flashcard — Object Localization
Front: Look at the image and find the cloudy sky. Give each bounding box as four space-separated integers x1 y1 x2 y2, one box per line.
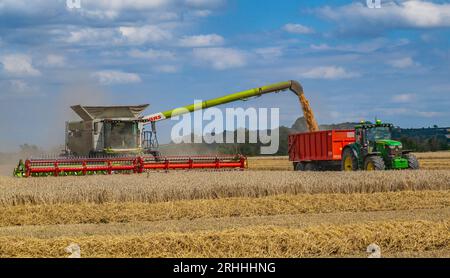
0 0 450 151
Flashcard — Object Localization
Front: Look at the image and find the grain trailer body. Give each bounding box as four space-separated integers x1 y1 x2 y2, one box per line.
288 130 356 171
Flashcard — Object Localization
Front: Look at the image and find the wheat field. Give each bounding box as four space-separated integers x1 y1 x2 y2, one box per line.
247 151 450 171
0 151 449 258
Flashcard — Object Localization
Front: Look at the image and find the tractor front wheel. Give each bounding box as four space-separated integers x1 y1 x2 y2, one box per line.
364 156 385 171
342 148 358 171
404 153 420 170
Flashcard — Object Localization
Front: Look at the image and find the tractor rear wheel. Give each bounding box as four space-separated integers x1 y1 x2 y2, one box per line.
364 156 385 171
404 153 420 170
341 148 358 171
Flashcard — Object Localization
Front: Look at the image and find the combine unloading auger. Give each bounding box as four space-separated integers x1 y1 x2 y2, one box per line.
14 80 317 177
142 80 319 132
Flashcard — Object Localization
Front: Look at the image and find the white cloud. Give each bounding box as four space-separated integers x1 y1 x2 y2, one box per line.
417 111 442 118
44 54 65 67
86 0 169 10
179 34 224 47
310 43 332 51
377 108 442 118
0 0 221 21
65 28 117 44
282 23 314 34
387 57 416 69
310 38 410 53
254 47 283 60
299 66 359 80
189 10 212 17
9 80 29 91
76 0 171 19
185 0 225 9
64 25 172 45
192 47 247 70
118 25 172 44
1 54 40 76
318 1 450 32
392 93 416 103
154 65 180 73
91 70 141 85
128 49 175 60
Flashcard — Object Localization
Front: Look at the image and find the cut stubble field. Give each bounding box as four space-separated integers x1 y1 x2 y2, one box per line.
0 153 449 258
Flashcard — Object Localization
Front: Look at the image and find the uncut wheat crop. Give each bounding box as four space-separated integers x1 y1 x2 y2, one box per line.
0 170 449 206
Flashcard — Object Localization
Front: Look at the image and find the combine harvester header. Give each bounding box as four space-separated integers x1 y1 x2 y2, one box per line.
18 155 246 177
14 80 318 177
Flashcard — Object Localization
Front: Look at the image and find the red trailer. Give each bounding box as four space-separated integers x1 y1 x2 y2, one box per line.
288 130 356 171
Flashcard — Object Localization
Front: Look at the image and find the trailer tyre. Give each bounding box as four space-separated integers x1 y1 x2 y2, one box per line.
294 162 304 171
404 153 419 170
303 162 316 171
342 148 358 171
364 156 385 171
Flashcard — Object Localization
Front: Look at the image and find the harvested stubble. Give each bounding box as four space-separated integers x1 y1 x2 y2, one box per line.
414 151 450 159
419 159 450 170
1 207 448 239
0 220 448 258
1 190 448 226
0 170 449 206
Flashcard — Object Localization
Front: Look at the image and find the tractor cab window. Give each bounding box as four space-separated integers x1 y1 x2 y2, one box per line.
356 129 362 143
367 127 391 142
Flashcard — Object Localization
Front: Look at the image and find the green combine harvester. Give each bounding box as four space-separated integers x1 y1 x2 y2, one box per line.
342 120 419 171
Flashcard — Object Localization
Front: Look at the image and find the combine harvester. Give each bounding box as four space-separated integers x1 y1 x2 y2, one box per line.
14 80 319 177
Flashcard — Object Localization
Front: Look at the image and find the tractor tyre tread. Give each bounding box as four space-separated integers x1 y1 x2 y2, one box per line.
364 156 385 170
341 148 359 171
404 153 420 170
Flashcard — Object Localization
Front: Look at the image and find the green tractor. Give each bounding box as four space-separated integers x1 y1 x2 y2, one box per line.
342 120 419 171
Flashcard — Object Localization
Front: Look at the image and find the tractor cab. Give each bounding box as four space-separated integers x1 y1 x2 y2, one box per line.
342 120 419 171
355 120 396 153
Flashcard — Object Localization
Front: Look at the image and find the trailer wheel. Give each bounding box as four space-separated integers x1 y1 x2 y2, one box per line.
403 153 419 170
364 156 385 171
294 162 304 171
303 162 316 171
341 148 358 171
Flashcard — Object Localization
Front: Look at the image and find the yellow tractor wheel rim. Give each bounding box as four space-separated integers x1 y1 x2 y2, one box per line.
344 156 353 171
366 161 375 171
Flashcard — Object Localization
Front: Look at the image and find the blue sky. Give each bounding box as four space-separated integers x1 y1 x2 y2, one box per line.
1 0 450 151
